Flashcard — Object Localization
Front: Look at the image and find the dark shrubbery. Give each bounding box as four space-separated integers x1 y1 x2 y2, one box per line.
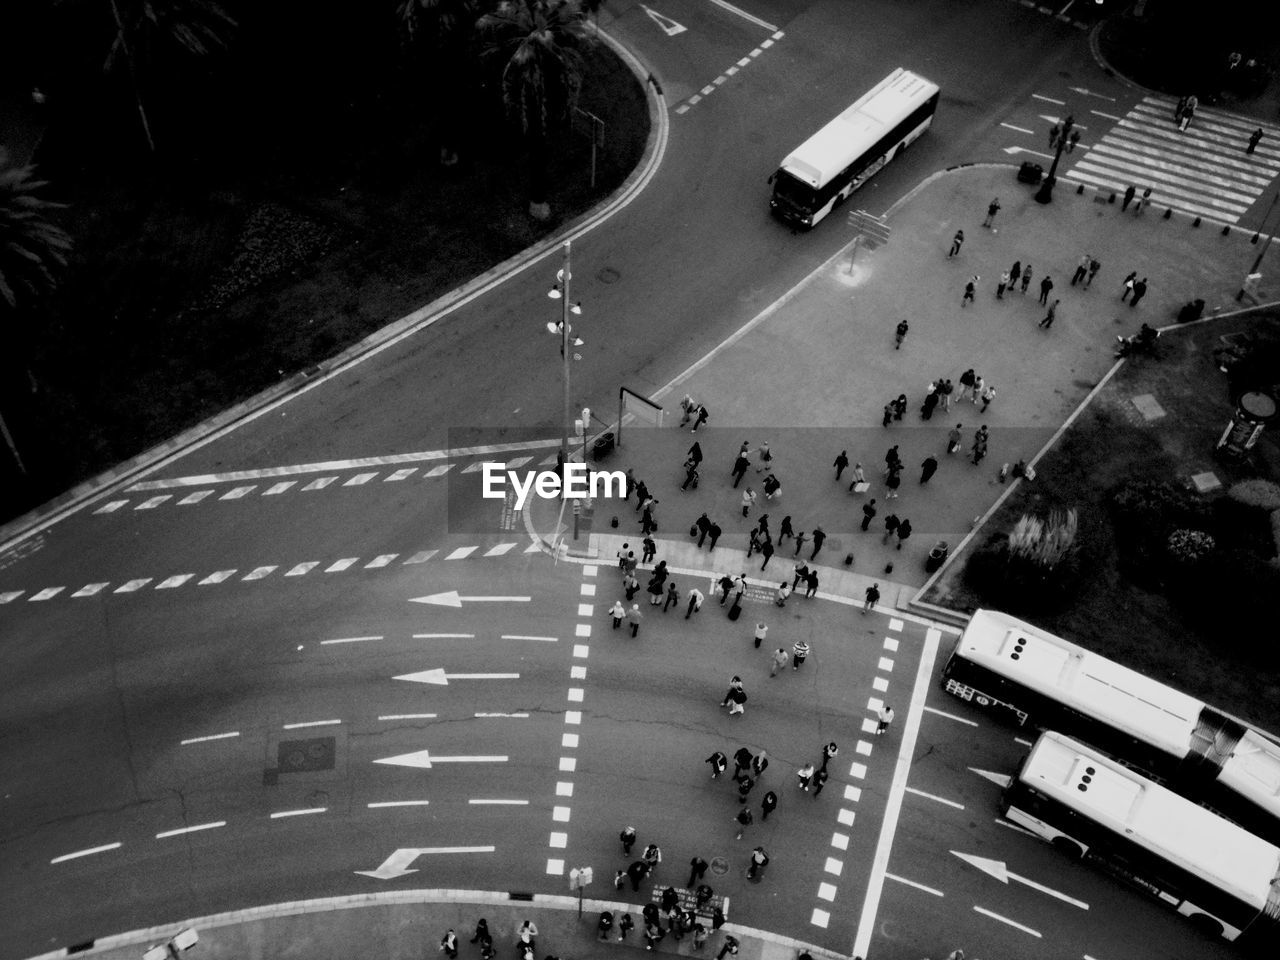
964 510 1085 615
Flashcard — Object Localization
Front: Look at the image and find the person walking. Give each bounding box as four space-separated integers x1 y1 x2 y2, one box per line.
685 587 704 619
1048 123 1060 149
731 452 749 488
620 825 638 855
618 914 635 943
810 526 825 560
1122 184 1136 211
726 685 747 716
947 422 963 455
754 442 773 474
833 450 849 481
708 521 722 551
821 741 839 771
681 459 699 490
617 542 631 570
863 582 880 615
1248 128 1263 154
597 912 614 941
796 763 815 791
1020 263 1032 295
751 751 769 778
980 383 996 412
882 401 893 427
706 751 727 778
885 469 901 499
440 930 459 958
759 538 775 570
779 515 794 543
997 270 1009 299
696 512 712 547
688 856 709 887
804 568 819 598
1038 274 1053 305
982 197 1001 227
753 620 768 648
1067 129 1080 153
760 790 778 821
626 859 650 892
1086 258 1101 288
648 575 664 607
1129 277 1148 308
881 512 900 545
731 744 752 780
876 704 896 735
770 647 789 676
470 920 492 947
972 375 985 405
627 603 643 636
948 228 964 257
722 677 746 710
610 599 625 629
920 455 938 484
971 425 989 465
624 572 640 601
691 404 709 432
746 847 769 881
860 497 878 531
792 561 809 590
642 536 656 564
894 319 909 349
1038 298 1059 329
961 275 977 307
741 487 756 517
1071 253 1090 285
1121 270 1137 301
812 767 829 796
792 638 810 669
896 517 913 551
736 775 756 804
1134 186 1151 216
732 807 753 840
792 530 807 556
643 843 663 872
958 368 975 402
939 377 953 411
717 575 734 606
774 581 791 606
850 461 866 488
1009 260 1022 289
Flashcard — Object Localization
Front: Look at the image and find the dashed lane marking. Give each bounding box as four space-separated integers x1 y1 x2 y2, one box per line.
972 906 1042 937
50 842 122 865
181 731 239 745
884 873 944 897
156 822 225 839
674 31 785 116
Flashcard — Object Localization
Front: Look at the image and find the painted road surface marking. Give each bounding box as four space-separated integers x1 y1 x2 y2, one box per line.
356 846 496 879
283 719 342 730
270 808 327 819
904 787 964 810
373 750 509 769
409 590 531 607
321 636 383 645
50 843 122 864
367 800 431 809
72 583 109 597
923 705 979 726
954 852 1089 909
973 905 1041 937
156 822 226 839
378 714 438 721
181 731 240 745
394 669 520 685
885 873 944 897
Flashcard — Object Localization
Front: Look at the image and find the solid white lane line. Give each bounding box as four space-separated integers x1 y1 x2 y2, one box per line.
156 822 225 839
378 714 438 721
904 787 965 810
368 801 430 808
502 634 557 642
321 636 383 645
283 719 341 729
470 799 529 805
181 731 240 745
270 808 327 819
50 843 122 864
973 906 1041 937
922 705 979 726
885 873 944 897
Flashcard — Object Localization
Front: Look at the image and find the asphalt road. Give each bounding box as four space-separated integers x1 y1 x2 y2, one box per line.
4 2 1279 959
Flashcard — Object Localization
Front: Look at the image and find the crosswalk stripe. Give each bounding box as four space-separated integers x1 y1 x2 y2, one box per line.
243 566 278 580
484 543 517 557
1119 115 1280 173
1103 131 1275 185
95 500 128 514
385 468 418 482
447 546 479 559
1061 170 1239 221
403 550 439 564
264 481 297 495
0 591 24 603
72 583 109 597
157 575 195 589
1080 147 1257 203
302 477 338 491
325 558 359 573
344 472 378 486
365 554 399 568
1069 161 1249 214
199 571 237 585
424 465 453 478
285 562 318 577
136 495 172 510
525 541 543 553
178 490 215 505
220 485 256 500
115 579 152 593
1140 96 1280 139
505 457 533 468
29 587 65 601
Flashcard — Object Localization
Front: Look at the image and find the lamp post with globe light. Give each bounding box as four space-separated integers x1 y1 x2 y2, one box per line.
547 240 584 466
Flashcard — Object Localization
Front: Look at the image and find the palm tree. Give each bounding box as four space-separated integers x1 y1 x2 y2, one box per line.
0 150 72 474
103 0 238 152
397 0 483 166
478 0 594 219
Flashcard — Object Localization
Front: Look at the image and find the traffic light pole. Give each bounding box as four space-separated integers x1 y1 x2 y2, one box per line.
1035 114 1073 204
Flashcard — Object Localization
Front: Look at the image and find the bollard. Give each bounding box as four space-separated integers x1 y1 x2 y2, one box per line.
1252 233 1261 244
1077 184 1084 194
1108 192 1116 203
1192 216 1201 227
1222 225 1231 236
1163 208 1172 219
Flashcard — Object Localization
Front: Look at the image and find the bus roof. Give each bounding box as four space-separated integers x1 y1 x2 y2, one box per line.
957 610 1202 757
1219 729 1280 817
1022 732 1280 910
779 68 939 189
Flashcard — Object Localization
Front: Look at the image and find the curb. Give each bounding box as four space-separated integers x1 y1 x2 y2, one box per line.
0 27 671 556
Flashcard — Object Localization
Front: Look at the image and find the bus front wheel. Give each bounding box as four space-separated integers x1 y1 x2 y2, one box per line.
1050 837 1084 860
1185 913 1224 940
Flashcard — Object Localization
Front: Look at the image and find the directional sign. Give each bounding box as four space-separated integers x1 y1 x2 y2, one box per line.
373 749 509 769
641 4 686 35
356 846 495 880
952 852 1089 909
1069 86 1117 102
394 668 520 685
410 591 531 607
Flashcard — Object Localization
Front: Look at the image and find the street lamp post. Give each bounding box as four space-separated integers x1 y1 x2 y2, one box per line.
1237 192 1280 301
547 240 584 465
1035 113 1074 205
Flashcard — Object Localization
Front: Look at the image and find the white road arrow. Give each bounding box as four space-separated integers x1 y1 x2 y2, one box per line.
952 852 1090 909
373 749 509 769
409 591 531 607
1002 147 1055 159
969 768 1013 788
356 846 496 879
641 4 687 35
1069 86 1117 102
394 669 520 685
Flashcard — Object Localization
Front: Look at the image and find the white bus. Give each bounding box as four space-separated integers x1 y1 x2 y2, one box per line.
1004 732 1280 948
942 609 1280 845
768 68 939 229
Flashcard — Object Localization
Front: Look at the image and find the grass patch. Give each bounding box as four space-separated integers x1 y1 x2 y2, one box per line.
924 311 1280 732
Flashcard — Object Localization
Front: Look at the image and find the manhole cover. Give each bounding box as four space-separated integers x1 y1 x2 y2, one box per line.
709 857 730 876
277 737 335 772
597 267 621 284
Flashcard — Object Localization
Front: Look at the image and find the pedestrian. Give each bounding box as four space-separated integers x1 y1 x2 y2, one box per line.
961 275 977 307
627 859 650 892
893 394 908 420
1179 94 1197 131
756 513 771 539
776 515 793 544
971 425 989 465
747 527 760 557
706 750 728 778
761 790 778 820
618 825 639 856
1010 260 1021 288
810 526 825 560
689 856 709 887
733 574 747 605
1248 128 1263 154
939 377 953 411
833 450 849 480
643 843 663 871
1071 253 1089 285
642 536 656 564
882 402 893 427
717 936 740 960
685 587 704 619
707 521 722 551
753 621 768 648
754 441 773 474
1086 258 1101 288
470 920 492 946
717 575 734 606
792 561 809 590
641 505 656 535
517 920 538 946
980 383 996 412
691 404 709 432
614 869 626 890
1048 123 1060 149
628 603 643 637
736 775 756 803
762 473 782 500
792 530 807 556
876 704 896 735
885 470 900 499
733 746 754 779
634 481 649 512
610 599 625 629
997 270 1009 299
598 912 614 941
774 581 791 606
617 542 631 570
1038 275 1053 305
920 384 939 420
1134 186 1151 216
624 572 640 601
890 522 911 552
982 197 1000 227
1175 94 1188 123
648 575 664 606
1129 278 1148 309
948 228 964 257
920 455 938 483
741 487 756 517
751 751 769 778
812 767 829 796
792 638 810 669
884 444 901 473
770 647 789 676
881 513 900 545
687 441 703 466
681 459 700 490
726 685 747 716
958 368 975 402
894 318 909 348
722 677 745 709
618 914 635 943
679 395 697 426
731 453 749 487
644 922 664 951
1038 298 1059 329
1122 185 1136 211
692 924 708 951
804 569 819 598
821 741 839 770
1020 263 1032 295
746 847 769 880
1121 270 1137 301
851 462 866 487
439 929 459 958
796 763 815 791
863 582 880 614
947 423 963 455
695 512 712 547
732 807 753 840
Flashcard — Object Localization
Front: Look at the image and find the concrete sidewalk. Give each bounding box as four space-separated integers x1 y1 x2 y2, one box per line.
527 164 1273 591
66 893 841 960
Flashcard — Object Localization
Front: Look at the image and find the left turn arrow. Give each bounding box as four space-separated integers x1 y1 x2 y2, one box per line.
356 846 496 880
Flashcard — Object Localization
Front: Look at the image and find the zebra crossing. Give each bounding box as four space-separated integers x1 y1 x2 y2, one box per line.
1064 95 1280 224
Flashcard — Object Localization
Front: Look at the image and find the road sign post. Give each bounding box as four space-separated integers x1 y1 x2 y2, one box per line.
569 866 593 918
847 210 891 271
